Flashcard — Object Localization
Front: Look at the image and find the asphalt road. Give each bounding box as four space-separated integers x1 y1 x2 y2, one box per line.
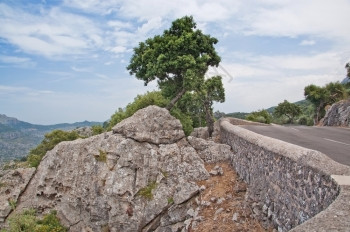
240 124 350 166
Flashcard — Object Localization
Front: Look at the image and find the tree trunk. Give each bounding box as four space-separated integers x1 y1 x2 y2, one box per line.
203 100 214 137
314 101 324 125
166 88 187 110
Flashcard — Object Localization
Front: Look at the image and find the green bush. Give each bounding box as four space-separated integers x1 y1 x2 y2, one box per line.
245 109 272 124
27 130 81 168
106 91 169 130
91 125 104 135
1 209 66 232
170 108 193 136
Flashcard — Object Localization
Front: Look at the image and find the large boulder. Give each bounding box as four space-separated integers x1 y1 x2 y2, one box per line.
10 106 216 232
112 105 185 144
322 99 350 127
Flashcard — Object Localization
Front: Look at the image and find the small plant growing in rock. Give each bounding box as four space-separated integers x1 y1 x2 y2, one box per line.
0 181 6 189
94 150 107 163
137 181 157 200
167 197 174 204
8 199 17 210
160 169 168 178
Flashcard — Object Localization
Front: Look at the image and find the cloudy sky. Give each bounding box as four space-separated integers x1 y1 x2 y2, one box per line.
1 0 349 124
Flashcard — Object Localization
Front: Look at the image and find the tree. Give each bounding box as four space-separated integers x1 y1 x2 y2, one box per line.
346 62 350 78
127 16 221 110
200 76 225 137
304 82 346 124
273 100 302 124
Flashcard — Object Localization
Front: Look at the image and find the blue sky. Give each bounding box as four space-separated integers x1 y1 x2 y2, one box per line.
1 0 349 124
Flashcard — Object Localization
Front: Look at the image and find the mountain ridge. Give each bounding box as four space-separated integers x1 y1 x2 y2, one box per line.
0 114 103 163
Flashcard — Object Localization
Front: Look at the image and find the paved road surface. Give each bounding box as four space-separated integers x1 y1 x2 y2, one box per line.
240 125 350 166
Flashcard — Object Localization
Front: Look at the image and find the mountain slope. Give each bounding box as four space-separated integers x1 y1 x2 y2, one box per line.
0 114 102 163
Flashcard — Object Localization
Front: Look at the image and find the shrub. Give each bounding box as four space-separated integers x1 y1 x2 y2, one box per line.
245 109 272 124
1 209 67 232
91 125 104 135
27 130 81 168
170 108 193 136
106 91 169 130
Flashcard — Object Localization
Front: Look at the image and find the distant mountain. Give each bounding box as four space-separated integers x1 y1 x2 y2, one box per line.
0 114 102 164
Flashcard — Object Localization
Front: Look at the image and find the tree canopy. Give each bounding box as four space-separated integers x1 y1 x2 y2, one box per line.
127 16 221 110
273 100 302 124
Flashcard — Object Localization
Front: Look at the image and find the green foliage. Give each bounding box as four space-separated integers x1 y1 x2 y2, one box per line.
91 125 104 135
304 81 347 124
170 108 193 136
127 16 221 110
137 181 158 200
273 100 302 124
0 182 6 189
27 130 81 168
8 199 17 210
95 150 107 163
225 112 249 119
2 209 67 232
107 91 169 130
245 110 272 124
167 197 174 204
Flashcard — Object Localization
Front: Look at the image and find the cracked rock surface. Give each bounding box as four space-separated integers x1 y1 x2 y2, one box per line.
5 106 228 232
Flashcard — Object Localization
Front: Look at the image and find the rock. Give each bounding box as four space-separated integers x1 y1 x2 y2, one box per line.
112 105 185 144
322 98 350 127
209 165 224 176
214 208 224 220
217 197 225 204
73 126 93 137
199 185 206 192
0 167 36 222
10 106 210 232
187 136 232 163
190 127 209 140
209 170 218 176
173 182 199 205
232 212 239 222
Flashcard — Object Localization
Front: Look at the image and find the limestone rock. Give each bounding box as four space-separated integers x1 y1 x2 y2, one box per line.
112 105 185 144
9 106 210 232
73 126 93 137
322 99 350 127
187 136 232 163
190 127 209 140
0 167 36 222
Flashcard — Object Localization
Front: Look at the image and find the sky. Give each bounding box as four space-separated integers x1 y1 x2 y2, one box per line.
1 0 350 125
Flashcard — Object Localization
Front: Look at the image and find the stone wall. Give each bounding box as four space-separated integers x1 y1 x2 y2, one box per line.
219 118 350 231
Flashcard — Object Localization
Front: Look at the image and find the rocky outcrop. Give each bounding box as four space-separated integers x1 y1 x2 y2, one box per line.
113 106 185 144
3 106 233 232
0 167 36 223
322 99 350 127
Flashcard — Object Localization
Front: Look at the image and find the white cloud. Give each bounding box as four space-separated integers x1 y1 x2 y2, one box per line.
0 3 102 58
0 55 36 67
300 40 315 46
215 51 347 113
241 0 350 44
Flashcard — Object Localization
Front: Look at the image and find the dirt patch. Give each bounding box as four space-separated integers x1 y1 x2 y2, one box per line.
191 162 273 232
